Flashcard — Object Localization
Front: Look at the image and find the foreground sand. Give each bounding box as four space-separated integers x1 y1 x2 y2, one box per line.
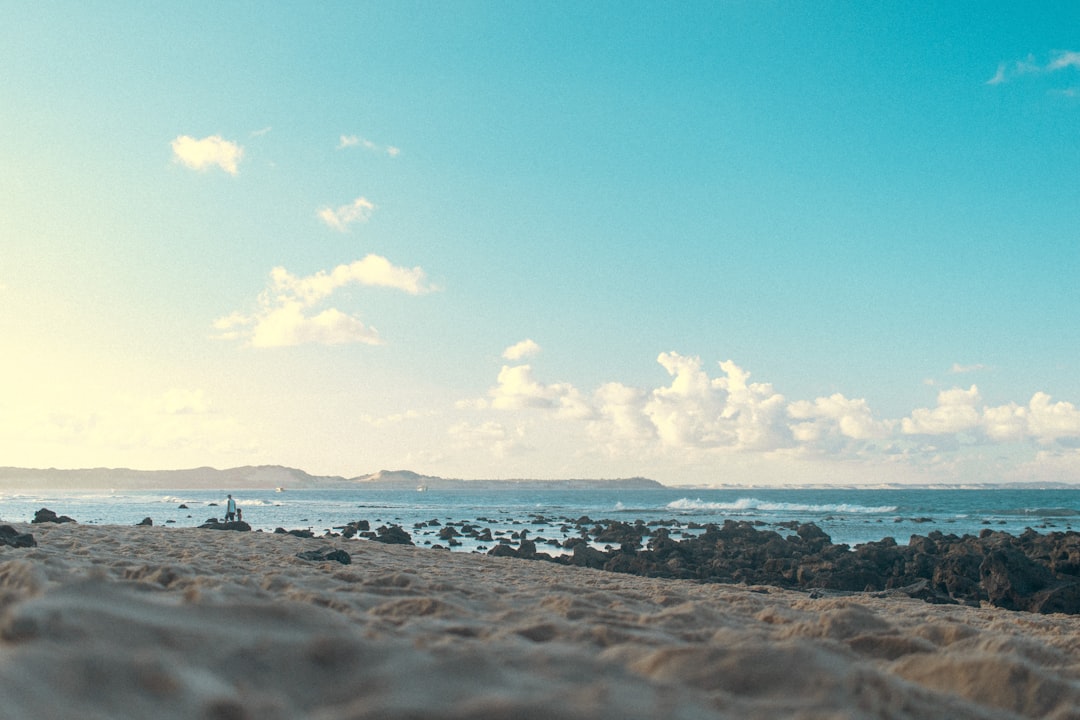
1 524 1079 719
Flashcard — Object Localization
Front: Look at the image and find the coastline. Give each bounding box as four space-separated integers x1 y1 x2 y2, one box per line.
1 522 1079 718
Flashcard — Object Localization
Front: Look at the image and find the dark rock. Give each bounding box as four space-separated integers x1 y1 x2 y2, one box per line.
488 544 517 558
31 508 76 524
373 524 413 545
137 517 153 527
178 504 189 509
469 511 1080 615
198 519 251 531
0 525 36 548
296 547 352 564
594 521 645 545
979 543 1054 611
565 543 607 569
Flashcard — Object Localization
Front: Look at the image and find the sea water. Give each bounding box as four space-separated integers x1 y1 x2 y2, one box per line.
2 486 1079 553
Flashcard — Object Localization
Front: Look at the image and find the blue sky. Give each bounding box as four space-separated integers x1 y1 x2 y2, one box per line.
2 2 1079 485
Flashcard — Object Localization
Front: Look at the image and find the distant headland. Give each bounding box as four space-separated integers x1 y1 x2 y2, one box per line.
0 465 665 491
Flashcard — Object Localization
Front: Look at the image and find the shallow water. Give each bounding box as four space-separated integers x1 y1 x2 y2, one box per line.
3 486 1078 553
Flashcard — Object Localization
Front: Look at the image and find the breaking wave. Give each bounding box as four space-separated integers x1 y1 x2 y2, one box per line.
666 497 898 514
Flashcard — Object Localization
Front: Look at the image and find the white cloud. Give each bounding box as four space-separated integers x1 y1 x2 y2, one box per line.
337 134 400 157
448 420 528 459
901 386 982 435
171 135 243 175
950 362 986 374
249 303 382 348
981 402 1027 442
788 393 893 446
318 196 377 231
271 255 435 300
502 339 541 360
484 352 790 454
214 255 435 347
986 63 1008 86
459 350 1080 482
489 364 591 419
590 382 656 450
1049 50 1080 72
640 354 790 452
1026 392 1080 445
987 50 1080 85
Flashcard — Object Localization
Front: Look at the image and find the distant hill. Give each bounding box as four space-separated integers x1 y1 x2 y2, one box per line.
0 465 346 491
351 469 664 491
0 466 665 491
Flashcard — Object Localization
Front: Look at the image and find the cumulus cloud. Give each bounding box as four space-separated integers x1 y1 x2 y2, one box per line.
318 196 377 231
636 354 790 452
789 393 894 447
902 386 982 436
489 365 592 419
485 352 791 454
502 339 541 361
1026 392 1080 445
171 135 243 175
214 255 435 347
466 350 1080 479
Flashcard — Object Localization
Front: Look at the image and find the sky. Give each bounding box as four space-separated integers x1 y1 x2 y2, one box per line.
2 2 1079 486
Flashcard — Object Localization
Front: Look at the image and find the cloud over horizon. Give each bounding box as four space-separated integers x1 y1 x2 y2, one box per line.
469 352 1080 479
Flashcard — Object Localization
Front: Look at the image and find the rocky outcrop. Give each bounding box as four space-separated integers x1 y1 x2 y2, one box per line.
495 519 1080 614
198 519 251 531
0 525 35 548
296 547 352 564
31 508 76 524
371 525 413 545
275 528 315 538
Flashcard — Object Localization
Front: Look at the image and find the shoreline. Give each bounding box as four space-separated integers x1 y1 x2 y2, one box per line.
14 507 1080 615
1 522 1079 718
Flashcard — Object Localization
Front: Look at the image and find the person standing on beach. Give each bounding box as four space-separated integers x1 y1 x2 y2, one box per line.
225 494 237 522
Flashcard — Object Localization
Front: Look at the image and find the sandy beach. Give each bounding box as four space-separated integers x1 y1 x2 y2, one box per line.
1 523 1079 719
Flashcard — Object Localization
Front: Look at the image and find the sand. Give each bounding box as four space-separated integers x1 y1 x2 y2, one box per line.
1 523 1079 719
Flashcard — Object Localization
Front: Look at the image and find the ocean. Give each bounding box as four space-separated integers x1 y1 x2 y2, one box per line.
3 486 1079 554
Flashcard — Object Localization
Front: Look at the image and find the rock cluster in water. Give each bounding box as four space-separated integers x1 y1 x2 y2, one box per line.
489 518 1080 615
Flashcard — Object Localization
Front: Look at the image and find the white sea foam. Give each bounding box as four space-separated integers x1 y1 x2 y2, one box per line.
666 497 898 514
